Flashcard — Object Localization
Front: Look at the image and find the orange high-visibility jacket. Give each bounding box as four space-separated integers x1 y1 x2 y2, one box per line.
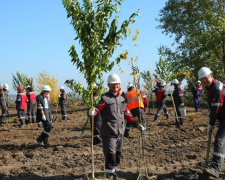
126 89 144 110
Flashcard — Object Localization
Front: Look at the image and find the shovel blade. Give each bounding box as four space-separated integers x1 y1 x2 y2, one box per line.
197 173 210 180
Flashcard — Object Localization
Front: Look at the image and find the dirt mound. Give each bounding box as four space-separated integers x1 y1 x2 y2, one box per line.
0 106 224 179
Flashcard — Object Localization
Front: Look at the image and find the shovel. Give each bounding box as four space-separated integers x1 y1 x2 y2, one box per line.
197 129 212 180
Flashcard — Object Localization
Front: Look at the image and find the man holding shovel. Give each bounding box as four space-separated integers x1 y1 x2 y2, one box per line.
170 79 184 125
198 67 225 179
154 81 170 121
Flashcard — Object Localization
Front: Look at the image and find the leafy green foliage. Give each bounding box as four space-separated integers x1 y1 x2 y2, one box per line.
62 0 139 109
12 72 34 91
153 47 179 84
158 0 225 82
65 79 88 104
140 70 153 92
65 79 106 105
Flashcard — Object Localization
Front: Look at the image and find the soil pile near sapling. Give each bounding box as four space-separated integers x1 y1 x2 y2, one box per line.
0 105 224 180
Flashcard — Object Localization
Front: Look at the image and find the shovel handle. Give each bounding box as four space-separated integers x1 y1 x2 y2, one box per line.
205 130 212 168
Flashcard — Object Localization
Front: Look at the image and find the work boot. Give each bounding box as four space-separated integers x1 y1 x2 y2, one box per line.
19 124 26 128
93 136 102 146
165 113 170 120
106 173 117 180
0 120 6 124
203 168 219 178
37 132 47 144
36 137 43 144
44 142 51 147
43 134 51 147
179 118 183 125
37 122 42 130
62 115 67 121
175 120 180 127
124 132 129 138
154 114 159 122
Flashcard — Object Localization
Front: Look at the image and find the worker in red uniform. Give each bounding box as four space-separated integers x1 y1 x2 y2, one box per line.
124 84 147 137
191 80 204 112
154 81 170 121
90 73 145 180
15 86 27 128
198 67 225 179
26 86 36 123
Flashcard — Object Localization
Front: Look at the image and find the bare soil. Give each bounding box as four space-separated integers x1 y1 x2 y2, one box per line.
0 105 224 180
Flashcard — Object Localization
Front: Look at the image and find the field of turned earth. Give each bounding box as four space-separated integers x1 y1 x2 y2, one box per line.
0 104 224 180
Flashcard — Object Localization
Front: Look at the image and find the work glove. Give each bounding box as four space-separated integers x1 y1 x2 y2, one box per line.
180 103 184 107
88 108 96 116
207 124 213 133
137 124 146 132
42 115 46 121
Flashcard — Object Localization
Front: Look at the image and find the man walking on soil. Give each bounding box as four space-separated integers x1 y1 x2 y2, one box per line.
198 67 225 179
124 83 147 137
15 86 27 128
59 86 67 121
90 73 145 180
191 80 203 112
26 86 36 123
154 81 170 121
36 85 53 147
0 84 9 124
170 79 184 126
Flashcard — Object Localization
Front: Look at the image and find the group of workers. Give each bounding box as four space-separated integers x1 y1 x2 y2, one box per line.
0 85 68 146
0 66 225 179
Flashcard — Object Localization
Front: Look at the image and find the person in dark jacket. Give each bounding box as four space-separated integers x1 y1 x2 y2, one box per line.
154 81 170 121
191 80 204 112
59 86 67 121
26 86 36 123
152 79 161 95
90 73 145 180
171 79 184 126
36 85 53 147
15 86 27 128
198 67 225 179
0 84 9 124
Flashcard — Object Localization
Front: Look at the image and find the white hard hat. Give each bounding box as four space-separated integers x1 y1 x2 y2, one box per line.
127 84 134 90
26 85 31 89
198 67 212 79
171 79 179 84
3 84 9 90
59 86 64 90
93 83 98 89
42 85 51 92
107 73 121 84
160 81 166 86
196 80 201 84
